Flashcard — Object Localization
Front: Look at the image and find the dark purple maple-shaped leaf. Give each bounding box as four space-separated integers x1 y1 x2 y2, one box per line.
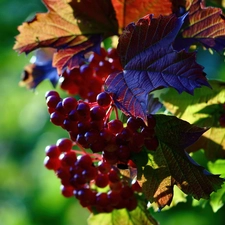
105 13 209 121
137 114 224 209
174 0 225 51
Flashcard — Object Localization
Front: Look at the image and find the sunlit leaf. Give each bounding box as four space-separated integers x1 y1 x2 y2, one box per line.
161 80 225 160
174 0 225 51
137 114 224 209
13 0 118 73
106 13 209 121
88 196 158 225
111 0 172 30
14 0 85 53
208 159 225 212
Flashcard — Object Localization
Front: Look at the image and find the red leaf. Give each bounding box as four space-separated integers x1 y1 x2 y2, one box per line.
53 35 102 74
106 14 209 121
111 0 172 30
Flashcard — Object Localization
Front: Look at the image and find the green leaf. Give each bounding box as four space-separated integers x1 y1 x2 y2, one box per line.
88 196 158 225
208 159 225 212
161 80 225 160
137 114 224 209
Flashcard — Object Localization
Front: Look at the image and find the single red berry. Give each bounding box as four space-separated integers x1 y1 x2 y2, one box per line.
96 92 112 107
56 138 73 152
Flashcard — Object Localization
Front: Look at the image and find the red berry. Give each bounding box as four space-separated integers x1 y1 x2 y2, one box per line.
62 97 77 113
60 185 74 198
56 138 73 152
96 92 112 107
45 145 61 158
44 156 61 170
108 119 123 134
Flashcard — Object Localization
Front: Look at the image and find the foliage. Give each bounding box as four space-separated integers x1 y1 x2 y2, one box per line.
13 0 225 224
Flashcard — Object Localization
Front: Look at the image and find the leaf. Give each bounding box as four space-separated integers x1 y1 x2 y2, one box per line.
88 196 158 225
111 0 172 30
14 0 84 53
174 0 225 51
20 48 58 89
106 13 209 121
13 0 118 73
53 35 102 73
68 0 118 37
207 159 225 212
137 114 224 209
171 0 194 13
161 80 225 160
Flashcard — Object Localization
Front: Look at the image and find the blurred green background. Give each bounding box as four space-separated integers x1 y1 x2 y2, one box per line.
0 0 225 225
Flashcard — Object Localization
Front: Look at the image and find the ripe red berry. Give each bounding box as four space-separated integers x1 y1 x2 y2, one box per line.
44 156 61 170
56 138 73 152
108 119 123 134
96 92 112 107
62 97 77 113
45 145 61 158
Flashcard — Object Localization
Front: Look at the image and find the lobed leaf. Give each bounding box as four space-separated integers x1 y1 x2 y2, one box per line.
14 0 84 54
106 13 209 121
88 196 158 225
174 0 225 51
137 114 224 209
13 0 117 73
161 80 225 160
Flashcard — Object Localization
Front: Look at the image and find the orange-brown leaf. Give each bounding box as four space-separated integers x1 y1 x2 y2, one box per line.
111 0 172 30
181 0 225 51
13 0 85 54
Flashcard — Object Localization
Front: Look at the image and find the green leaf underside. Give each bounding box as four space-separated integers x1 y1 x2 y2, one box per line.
88 197 158 225
161 80 225 160
137 114 224 209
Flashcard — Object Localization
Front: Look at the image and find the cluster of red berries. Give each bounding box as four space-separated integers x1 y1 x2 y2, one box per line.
59 48 122 102
44 90 159 212
44 138 142 212
45 90 159 167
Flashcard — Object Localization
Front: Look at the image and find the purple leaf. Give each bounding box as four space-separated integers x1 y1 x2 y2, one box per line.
106 14 210 121
20 48 58 89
